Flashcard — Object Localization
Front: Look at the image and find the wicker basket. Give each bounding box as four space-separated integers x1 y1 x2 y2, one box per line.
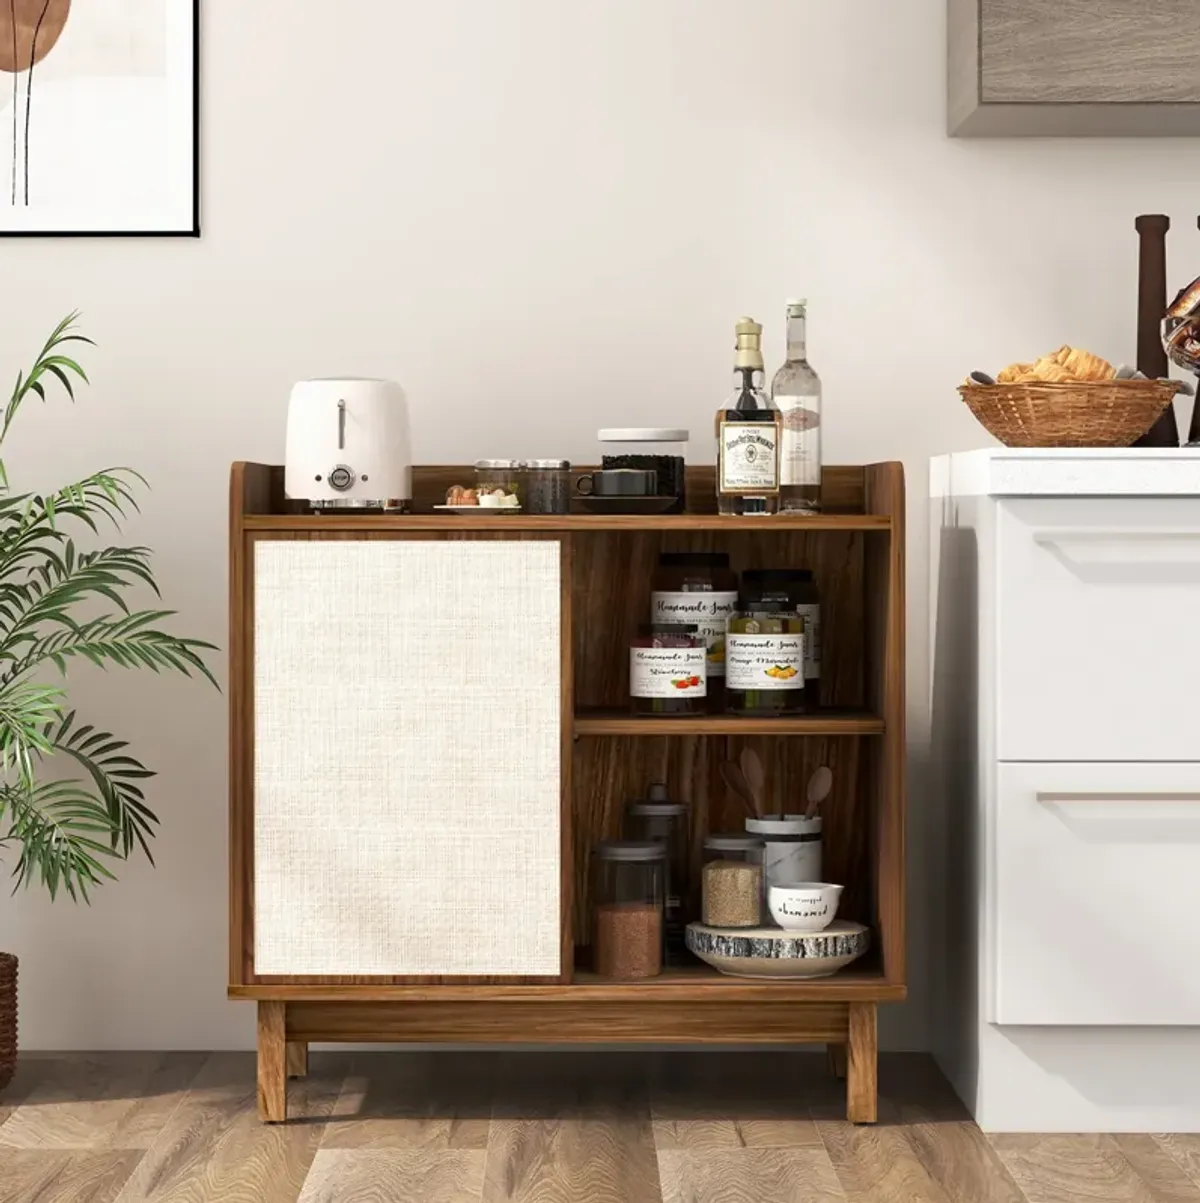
959 379 1178 448
0 953 14 1093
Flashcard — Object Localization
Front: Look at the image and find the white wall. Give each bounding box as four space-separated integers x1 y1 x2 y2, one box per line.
1 0 1197 1051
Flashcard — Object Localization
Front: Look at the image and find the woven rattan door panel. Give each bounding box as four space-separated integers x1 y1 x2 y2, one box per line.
252 539 562 978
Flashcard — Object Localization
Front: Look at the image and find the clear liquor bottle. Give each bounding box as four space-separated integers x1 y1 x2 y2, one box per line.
771 299 822 513
716 317 781 516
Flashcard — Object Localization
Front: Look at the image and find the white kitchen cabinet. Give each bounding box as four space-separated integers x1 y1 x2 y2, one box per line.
930 448 1200 1131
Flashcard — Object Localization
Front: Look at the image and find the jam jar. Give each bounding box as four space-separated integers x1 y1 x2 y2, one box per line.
740 568 820 705
725 600 805 716
630 623 706 716
651 552 738 713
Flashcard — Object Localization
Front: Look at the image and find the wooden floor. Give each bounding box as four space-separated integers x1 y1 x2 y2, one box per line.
2 1052 1199 1202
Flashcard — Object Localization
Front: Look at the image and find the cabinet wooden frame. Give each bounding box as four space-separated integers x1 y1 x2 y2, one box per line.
229 461 906 1126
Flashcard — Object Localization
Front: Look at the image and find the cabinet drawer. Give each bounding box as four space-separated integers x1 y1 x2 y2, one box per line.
994 763 1200 1026
997 498 1200 761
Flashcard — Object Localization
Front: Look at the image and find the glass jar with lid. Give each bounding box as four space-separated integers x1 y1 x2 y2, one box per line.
598 428 688 513
591 840 665 979
624 784 690 959
651 552 739 713
474 459 523 504
741 568 821 705
629 623 706 716
521 460 571 514
701 833 765 928
725 599 806 716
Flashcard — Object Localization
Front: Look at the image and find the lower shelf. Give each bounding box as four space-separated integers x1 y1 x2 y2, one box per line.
230 962 902 1003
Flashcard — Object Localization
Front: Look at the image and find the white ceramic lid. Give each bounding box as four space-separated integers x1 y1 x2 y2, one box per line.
597 428 689 443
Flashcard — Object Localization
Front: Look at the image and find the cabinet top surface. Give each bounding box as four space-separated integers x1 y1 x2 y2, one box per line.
930 448 1200 499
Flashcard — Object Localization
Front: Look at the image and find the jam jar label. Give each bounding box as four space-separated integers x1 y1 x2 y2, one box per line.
630 647 707 698
650 591 738 677
726 632 804 691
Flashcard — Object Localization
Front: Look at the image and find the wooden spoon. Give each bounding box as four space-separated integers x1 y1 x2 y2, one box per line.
720 761 757 818
739 748 766 817
804 766 833 821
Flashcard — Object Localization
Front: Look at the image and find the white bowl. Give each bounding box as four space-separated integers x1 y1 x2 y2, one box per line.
768 882 843 932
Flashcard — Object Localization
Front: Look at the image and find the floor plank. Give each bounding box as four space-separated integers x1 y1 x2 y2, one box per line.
0 1054 206 1152
1113 1135 1200 1203
322 1054 491 1151
1155 1136 1200 1194
991 1132 1200 1203
0 1150 141 1203
815 1113 954 1203
298 1148 486 1203
111 1052 345 1203
657 1148 845 1203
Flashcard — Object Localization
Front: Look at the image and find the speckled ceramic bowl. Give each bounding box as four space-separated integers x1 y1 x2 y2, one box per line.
685 920 869 979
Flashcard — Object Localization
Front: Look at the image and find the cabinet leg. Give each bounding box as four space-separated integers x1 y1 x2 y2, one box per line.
826 1043 848 1080
257 1001 287 1123
286 1041 308 1079
846 1002 877 1124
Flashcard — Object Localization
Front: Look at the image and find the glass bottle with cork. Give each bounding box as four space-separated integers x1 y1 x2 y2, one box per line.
716 317 781 516
770 299 823 513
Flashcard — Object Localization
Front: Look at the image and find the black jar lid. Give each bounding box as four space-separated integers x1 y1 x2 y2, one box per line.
594 839 667 862
638 622 700 636
658 552 731 569
734 598 793 614
627 800 688 817
743 568 814 582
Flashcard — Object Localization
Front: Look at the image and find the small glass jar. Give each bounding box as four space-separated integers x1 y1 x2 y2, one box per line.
651 552 739 714
741 568 821 705
598 428 688 513
591 840 665 979
726 600 806 717
474 459 523 504
624 785 690 960
745 815 822 901
701 834 765 928
522 459 571 514
629 623 706 716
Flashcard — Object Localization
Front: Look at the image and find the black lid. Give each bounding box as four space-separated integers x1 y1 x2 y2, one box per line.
627 800 688 817
638 622 700 636
743 568 814 582
658 552 731 569
593 839 667 862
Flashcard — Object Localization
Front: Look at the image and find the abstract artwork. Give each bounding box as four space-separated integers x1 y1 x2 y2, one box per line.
0 0 196 235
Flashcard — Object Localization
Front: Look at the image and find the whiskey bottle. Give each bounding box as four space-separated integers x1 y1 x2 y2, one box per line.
771 299 822 513
716 317 781 516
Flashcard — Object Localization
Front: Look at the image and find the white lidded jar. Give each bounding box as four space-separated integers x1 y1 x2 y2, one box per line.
744 815 822 898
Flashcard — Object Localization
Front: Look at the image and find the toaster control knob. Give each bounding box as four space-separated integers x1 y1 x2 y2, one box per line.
328 465 355 492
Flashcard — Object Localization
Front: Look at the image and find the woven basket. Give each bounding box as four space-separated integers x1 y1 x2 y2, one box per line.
959 379 1178 448
0 953 14 1093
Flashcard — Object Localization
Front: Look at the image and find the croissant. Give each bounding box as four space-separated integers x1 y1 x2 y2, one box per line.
1059 347 1114 381
996 362 1034 384
1031 356 1075 383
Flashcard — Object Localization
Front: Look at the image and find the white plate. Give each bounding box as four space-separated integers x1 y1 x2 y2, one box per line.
685 920 870 979
433 505 523 514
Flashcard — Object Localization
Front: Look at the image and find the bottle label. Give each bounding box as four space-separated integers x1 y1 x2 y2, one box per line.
774 395 821 489
650 591 738 677
726 632 804 691
630 646 707 698
795 602 820 680
719 421 779 493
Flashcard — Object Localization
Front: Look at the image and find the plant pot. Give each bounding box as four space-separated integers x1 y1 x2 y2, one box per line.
0 952 15 1092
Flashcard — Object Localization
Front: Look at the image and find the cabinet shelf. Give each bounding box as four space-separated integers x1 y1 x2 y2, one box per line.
573 708 884 736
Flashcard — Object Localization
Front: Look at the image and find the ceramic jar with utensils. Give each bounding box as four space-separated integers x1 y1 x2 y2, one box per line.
745 815 822 899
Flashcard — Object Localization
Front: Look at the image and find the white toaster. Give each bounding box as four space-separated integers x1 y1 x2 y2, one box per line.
284 378 412 510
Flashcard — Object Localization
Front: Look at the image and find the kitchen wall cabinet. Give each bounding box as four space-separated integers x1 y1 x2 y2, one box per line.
930 448 1200 1131
949 0 1200 135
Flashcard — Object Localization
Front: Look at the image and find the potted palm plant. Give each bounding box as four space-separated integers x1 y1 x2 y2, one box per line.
0 315 216 1090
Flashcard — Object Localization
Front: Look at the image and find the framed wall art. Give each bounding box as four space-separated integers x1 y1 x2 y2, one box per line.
0 0 197 236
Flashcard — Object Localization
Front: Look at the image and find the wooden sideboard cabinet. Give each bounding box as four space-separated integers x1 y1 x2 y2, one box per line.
229 462 907 1125
949 0 1200 135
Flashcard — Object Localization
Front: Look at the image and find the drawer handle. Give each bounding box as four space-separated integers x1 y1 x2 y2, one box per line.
1037 791 1200 803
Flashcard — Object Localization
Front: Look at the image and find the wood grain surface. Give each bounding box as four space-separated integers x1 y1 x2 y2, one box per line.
1 1051 1193 1203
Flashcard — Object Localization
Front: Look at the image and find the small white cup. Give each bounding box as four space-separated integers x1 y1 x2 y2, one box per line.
768 882 842 932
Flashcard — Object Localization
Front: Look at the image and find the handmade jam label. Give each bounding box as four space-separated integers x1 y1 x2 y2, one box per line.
650 591 738 677
719 421 779 493
726 632 804 691
630 647 707 698
795 602 820 680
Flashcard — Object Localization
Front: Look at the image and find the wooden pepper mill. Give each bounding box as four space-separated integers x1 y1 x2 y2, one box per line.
1134 214 1178 447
